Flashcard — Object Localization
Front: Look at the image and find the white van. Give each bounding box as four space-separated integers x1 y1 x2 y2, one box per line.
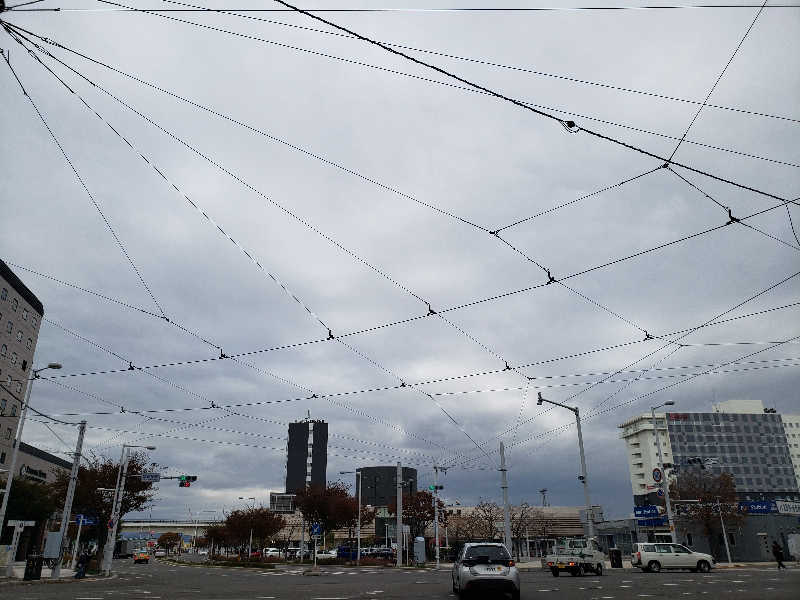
632 542 715 573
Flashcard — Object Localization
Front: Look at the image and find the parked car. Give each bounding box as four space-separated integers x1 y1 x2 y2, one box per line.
249 550 262 558
133 549 150 564
286 547 311 560
316 549 337 559
337 546 358 560
263 548 281 558
197 549 208 556
154 549 167 557
631 542 715 573
452 542 520 600
371 547 394 559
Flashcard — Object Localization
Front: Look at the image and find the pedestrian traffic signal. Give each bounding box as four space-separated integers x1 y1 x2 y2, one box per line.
428 485 444 491
178 475 198 487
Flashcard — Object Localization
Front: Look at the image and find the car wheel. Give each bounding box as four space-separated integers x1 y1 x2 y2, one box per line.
648 560 661 573
511 588 521 600
595 562 604 576
697 560 711 573
551 568 560 577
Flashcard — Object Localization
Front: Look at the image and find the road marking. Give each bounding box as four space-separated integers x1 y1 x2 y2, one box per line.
664 583 679 585
256 597 276 599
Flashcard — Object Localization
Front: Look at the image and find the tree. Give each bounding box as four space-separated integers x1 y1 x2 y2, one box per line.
205 523 231 555
388 490 443 538
0 476 58 555
294 482 353 537
509 503 538 559
47 451 156 558
340 497 376 541
668 470 744 559
468 500 502 541
223 507 286 551
158 532 181 551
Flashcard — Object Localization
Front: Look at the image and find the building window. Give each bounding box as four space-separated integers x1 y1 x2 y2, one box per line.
22 309 28 321
20 359 27 372
10 353 17 365
15 382 21 394
11 299 17 312
0 451 5 464
10 405 16 417
0 398 6 413
31 316 37 329
4 428 11 440
5 321 11 333
16 331 22 342
0 344 6 357
26 338 32 350
0 288 6 301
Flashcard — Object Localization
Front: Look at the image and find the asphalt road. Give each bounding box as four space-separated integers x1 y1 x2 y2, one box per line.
10 558 799 600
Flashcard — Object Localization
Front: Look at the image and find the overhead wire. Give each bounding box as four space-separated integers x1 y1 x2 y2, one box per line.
270 0 792 204
0 54 167 330
3 27 518 465
7 24 794 173
667 0 768 162
158 0 800 127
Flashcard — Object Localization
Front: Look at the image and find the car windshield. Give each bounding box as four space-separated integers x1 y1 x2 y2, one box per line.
464 545 510 562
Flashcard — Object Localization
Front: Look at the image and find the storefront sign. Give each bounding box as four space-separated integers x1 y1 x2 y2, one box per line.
738 501 777 514
775 500 800 515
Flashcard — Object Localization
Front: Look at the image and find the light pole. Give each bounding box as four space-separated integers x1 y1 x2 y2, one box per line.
651 401 676 543
537 393 595 538
0 363 62 539
239 497 256 557
102 444 156 575
51 420 87 578
340 470 362 566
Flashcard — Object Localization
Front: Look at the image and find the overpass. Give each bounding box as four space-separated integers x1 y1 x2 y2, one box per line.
120 519 222 542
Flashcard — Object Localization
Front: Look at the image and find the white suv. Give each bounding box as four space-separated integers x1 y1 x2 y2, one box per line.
632 543 715 573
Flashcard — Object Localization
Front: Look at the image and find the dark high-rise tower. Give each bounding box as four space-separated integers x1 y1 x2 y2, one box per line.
285 419 328 493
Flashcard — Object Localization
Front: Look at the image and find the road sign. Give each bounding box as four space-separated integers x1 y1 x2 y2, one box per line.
141 472 161 483
75 515 96 525
652 467 663 483
657 488 665 498
633 505 659 518
108 519 114 529
310 523 322 536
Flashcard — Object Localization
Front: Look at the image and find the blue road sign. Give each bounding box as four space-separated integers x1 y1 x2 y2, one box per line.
310 523 322 536
634 505 659 518
75 515 96 525
657 488 665 498
637 516 668 527
652 468 663 483
738 501 776 514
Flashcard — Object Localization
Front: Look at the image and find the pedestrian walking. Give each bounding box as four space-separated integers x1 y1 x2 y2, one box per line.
772 541 786 570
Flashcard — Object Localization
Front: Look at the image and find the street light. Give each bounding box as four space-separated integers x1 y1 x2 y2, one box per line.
0 362 62 556
340 470 363 566
537 392 595 538
651 401 676 543
102 444 157 575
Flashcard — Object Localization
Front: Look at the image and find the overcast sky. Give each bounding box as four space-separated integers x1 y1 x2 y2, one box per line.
1 1 798 522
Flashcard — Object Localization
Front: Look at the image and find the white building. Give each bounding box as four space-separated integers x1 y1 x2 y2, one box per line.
783 414 800 485
618 412 674 503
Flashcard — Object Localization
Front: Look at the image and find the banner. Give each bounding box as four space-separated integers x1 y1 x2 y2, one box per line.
775 500 800 515
738 501 777 514
634 505 660 518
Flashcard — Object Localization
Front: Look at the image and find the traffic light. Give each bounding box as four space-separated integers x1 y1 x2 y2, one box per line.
428 485 444 491
178 475 198 487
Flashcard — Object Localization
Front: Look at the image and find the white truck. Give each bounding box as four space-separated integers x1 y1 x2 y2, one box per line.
544 538 606 577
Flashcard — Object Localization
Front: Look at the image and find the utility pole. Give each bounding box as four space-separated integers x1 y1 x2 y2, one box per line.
396 462 402 568
356 470 362 567
651 402 677 543
717 497 732 565
52 421 86 578
70 516 85 571
499 443 512 553
433 465 440 569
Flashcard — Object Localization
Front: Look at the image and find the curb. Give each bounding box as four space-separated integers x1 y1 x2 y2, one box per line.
0 572 116 586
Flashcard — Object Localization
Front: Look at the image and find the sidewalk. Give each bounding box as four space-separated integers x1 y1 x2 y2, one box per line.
0 562 75 582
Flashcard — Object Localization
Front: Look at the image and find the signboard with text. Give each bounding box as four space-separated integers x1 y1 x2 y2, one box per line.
738 501 776 514
776 500 800 515
634 505 660 518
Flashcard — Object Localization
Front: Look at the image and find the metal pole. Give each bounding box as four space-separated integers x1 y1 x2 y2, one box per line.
52 421 86 578
300 515 305 564
103 447 131 574
70 517 84 570
574 409 595 539
500 443 512 552
102 446 127 574
434 465 440 568
248 528 253 558
717 497 732 565
356 470 361 567
0 372 36 533
396 462 402 568
651 406 676 543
